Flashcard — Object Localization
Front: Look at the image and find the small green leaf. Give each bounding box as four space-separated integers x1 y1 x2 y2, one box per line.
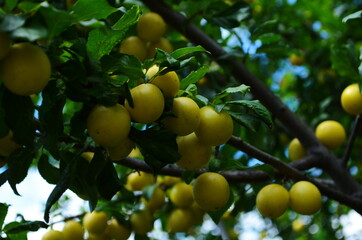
101 53 144 80
330 44 360 81
70 0 117 21
86 27 126 60
2 0 18 12
213 84 250 103
3 222 28 239
180 65 209 90
39 6 76 38
257 33 282 45
342 10 362 22
129 128 180 171
4 220 48 234
7 147 34 195
112 5 141 31
251 20 278 40
96 160 122 201
210 1 251 29
171 46 208 60
226 100 273 128
38 81 66 159
0 203 9 230
228 111 259 132
37 155 60 185
0 14 26 31
44 160 72 222
142 184 158 201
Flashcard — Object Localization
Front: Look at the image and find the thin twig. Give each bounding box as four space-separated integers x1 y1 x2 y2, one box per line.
342 115 362 167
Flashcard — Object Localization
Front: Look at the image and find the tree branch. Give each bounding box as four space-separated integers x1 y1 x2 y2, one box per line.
140 0 362 197
342 115 362 167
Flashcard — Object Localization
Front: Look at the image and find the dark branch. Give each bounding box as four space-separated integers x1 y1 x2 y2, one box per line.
342 115 362 167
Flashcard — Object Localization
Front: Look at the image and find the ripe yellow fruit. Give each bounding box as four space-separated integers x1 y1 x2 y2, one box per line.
126 171 155 191
137 12 166 42
189 201 205 225
256 184 289 218
289 53 305 65
176 132 211 170
107 138 135 161
195 106 234 146
289 181 322 215
0 42 51 96
104 218 131 240
156 175 181 186
128 146 142 158
141 186 166 212
87 233 110 240
0 130 20 157
0 32 11 60
80 151 94 163
288 138 306 161
124 83 165 124
169 182 194 208
146 37 173 59
42 229 65 240
87 104 131 148
119 36 147 62
193 172 230 211
163 97 201 136
292 218 305 232
167 208 193 233
146 65 180 98
130 210 153 235
83 211 109 236
62 220 84 240
315 120 346 149
341 83 362 115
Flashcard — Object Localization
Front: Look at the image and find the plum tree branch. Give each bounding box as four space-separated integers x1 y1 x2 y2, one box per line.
117 156 362 215
342 115 362 167
140 0 362 198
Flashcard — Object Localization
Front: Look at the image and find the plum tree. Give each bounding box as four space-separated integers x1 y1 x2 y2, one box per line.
0 0 362 239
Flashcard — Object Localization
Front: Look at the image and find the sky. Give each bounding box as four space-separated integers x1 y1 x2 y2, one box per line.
1 167 362 240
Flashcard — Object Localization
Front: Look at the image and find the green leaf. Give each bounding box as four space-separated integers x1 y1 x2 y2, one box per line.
257 33 282 45
96 160 122 201
101 53 144 80
181 170 197 184
1 90 35 147
37 155 60 185
171 46 208 60
207 188 235 224
38 81 66 159
112 5 141 31
86 27 126 60
342 10 362 23
129 128 181 171
39 6 76 39
3 222 28 239
226 100 273 128
44 160 72 222
0 14 26 31
70 0 117 21
4 220 48 234
180 65 209 90
142 184 158 201
7 147 34 195
251 20 278 40
228 111 260 132
2 0 18 12
11 23 48 42
210 1 251 29
213 84 250 104
330 44 360 81
0 203 9 230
